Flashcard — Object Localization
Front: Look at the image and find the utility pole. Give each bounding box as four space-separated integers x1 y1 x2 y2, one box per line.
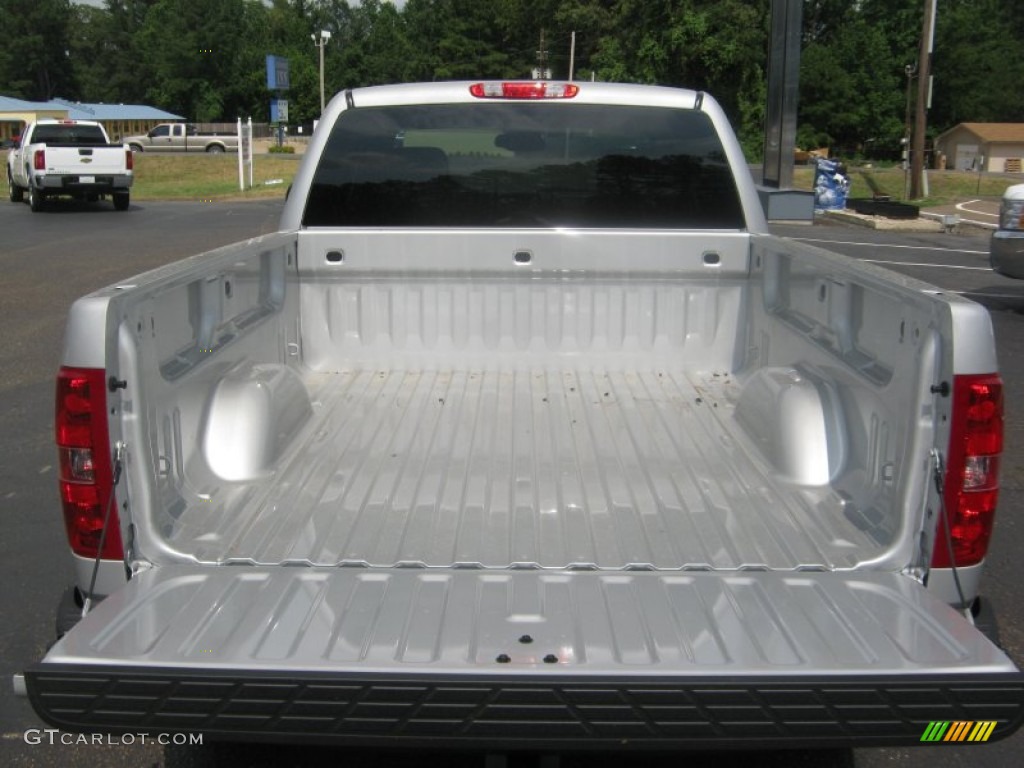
903 64 916 200
569 31 576 81
534 29 550 79
909 0 936 200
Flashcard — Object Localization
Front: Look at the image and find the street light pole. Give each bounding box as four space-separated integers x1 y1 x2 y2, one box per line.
311 30 332 116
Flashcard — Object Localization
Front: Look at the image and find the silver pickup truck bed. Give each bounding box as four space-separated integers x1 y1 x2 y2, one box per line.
25 232 1024 747
172 366 873 571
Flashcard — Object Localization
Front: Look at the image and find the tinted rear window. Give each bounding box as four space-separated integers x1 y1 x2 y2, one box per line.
303 103 744 229
31 124 108 146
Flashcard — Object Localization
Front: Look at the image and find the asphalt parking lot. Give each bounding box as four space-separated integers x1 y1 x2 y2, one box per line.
949 198 1001 228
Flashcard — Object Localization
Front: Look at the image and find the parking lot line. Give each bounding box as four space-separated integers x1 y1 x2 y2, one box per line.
790 236 988 255
956 199 1000 219
860 259 992 271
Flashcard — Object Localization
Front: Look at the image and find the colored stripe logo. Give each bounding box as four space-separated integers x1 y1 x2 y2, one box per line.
921 721 997 742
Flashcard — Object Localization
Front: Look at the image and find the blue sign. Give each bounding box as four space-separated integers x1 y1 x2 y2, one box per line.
270 98 289 124
266 55 290 90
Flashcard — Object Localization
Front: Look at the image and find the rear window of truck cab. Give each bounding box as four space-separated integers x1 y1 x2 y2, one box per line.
303 103 745 229
30 124 108 146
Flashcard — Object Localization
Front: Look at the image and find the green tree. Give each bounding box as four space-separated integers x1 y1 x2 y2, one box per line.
401 0 526 81
260 0 339 121
931 0 1024 127
0 0 78 100
549 0 616 80
13 0 1021 166
136 0 254 120
798 1 904 156
340 0 420 85
586 0 769 153
68 1 160 106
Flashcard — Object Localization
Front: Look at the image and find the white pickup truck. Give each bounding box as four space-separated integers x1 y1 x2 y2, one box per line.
990 183 1024 278
7 119 133 211
17 81 1024 752
124 122 239 154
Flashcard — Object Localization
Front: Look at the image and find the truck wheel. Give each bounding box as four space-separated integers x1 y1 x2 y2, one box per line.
27 185 45 212
206 144 225 153
7 170 23 203
113 192 130 211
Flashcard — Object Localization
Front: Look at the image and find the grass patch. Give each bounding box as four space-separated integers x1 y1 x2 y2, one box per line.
109 157 1024 207
792 165 1018 206
130 153 301 201
4 149 1017 207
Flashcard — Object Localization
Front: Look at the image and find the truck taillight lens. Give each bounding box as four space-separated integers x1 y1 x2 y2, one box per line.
34 149 45 171
126 148 133 171
933 374 1003 569
56 367 123 560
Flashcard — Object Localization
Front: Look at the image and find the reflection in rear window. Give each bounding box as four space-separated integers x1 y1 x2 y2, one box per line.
302 103 744 229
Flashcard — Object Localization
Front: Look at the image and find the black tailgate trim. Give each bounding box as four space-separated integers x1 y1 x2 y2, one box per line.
25 664 1024 749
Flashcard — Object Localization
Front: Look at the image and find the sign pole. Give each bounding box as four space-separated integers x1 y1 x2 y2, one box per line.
237 117 244 191
248 117 254 189
266 54 290 151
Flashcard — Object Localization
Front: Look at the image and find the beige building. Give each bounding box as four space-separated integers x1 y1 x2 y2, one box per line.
935 123 1024 173
1 95 183 144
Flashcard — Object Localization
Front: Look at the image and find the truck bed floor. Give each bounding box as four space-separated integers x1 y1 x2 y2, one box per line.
170 368 877 570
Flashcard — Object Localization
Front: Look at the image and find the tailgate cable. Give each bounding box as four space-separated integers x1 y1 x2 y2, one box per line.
930 447 968 612
81 441 125 618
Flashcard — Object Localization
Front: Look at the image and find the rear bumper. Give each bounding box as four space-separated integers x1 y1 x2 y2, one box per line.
991 230 1024 278
37 174 132 194
24 665 1024 749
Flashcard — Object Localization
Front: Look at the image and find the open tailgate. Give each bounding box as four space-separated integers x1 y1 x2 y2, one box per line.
23 567 1024 749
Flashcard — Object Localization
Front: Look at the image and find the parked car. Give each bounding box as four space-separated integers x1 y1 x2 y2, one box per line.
991 184 1024 278
7 119 132 211
124 122 238 153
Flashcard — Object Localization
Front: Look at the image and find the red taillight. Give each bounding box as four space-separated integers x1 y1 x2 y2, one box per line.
126 148 133 171
932 374 1003 568
34 149 45 171
470 82 580 99
56 367 123 560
